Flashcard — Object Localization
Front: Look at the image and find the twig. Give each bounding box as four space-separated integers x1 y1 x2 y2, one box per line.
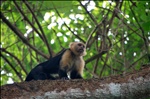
1 53 23 81
52 28 64 49
85 50 108 64
92 58 99 74
114 29 139 46
127 54 147 70
13 1 44 42
78 0 98 25
53 3 85 43
86 23 101 48
129 3 150 62
99 52 109 77
104 63 123 72
115 13 143 38
23 0 54 58
106 1 120 34
0 12 49 59
1 48 28 75
84 67 99 78
13 0 54 57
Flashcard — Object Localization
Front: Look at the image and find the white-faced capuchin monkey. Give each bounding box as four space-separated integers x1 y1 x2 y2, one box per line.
25 42 86 81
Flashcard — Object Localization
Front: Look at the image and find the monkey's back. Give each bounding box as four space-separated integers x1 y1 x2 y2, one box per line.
25 49 67 81
43 49 67 73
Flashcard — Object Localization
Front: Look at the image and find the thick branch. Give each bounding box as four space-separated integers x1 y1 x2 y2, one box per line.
1 66 150 99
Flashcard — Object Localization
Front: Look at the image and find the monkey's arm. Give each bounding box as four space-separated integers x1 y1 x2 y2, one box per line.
70 58 84 79
70 70 82 79
58 50 71 79
58 69 69 79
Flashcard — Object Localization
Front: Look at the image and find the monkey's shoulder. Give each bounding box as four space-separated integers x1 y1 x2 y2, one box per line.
40 49 67 69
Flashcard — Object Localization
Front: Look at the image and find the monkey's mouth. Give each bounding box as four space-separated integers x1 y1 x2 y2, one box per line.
78 49 84 53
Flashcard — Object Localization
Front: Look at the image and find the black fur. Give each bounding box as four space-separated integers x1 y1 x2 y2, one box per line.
70 70 82 79
25 49 67 81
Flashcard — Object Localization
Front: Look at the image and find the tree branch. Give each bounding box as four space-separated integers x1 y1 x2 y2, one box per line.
1 66 150 99
78 0 98 25
85 50 108 64
99 52 109 77
129 3 150 62
1 53 23 81
1 48 28 75
23 0 54 58
13 1 44 42
127 54 147 70
52 2 85 43
0 12 49 59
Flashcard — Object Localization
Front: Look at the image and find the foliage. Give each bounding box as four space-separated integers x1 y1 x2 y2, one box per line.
1 1 150 86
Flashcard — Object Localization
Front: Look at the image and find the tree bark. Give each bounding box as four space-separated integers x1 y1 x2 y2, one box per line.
1 66 150 99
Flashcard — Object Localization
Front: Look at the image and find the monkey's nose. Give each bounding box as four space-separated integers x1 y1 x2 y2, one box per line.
81 46 85 49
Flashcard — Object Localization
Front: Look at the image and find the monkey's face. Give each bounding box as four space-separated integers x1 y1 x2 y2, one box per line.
76 43 85 53
70 42 86 56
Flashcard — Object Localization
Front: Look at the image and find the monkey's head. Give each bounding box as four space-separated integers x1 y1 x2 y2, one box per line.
69 42 86 56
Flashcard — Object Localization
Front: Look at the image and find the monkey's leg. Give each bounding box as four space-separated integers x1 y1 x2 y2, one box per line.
70 70 82 79
58 69 69 80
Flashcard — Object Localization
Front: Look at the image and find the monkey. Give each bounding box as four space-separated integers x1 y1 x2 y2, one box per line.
25 42 86 81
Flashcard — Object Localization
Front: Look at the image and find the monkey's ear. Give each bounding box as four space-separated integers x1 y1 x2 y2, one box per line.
69 42 74 48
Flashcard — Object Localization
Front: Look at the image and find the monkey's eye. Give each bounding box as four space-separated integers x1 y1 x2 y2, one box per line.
78 43 85 48
78 44 82 46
